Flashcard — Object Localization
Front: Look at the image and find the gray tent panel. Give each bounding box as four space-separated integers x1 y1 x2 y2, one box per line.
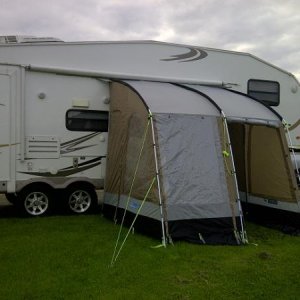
104 193 162 220
155 113 235 221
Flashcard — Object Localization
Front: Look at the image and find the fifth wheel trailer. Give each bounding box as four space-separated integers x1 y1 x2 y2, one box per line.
0 36 300 220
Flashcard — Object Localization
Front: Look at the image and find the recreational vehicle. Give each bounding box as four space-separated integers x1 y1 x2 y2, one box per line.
0 64 109 216
0 36 299 226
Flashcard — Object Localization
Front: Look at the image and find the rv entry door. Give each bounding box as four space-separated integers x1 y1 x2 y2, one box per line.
0 73 12 186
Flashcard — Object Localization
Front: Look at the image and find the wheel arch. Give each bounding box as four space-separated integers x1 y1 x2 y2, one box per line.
16 177 102 192
65 181 96 191
19 182 54 194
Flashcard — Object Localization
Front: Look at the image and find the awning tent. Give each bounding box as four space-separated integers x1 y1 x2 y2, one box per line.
103 81 299 245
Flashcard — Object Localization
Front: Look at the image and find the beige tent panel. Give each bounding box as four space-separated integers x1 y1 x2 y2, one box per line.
228 123 299 203
249 125 298 202
227 123 247 192
105 82 159 203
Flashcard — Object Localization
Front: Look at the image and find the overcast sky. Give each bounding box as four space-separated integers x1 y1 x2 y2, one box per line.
1 0 299 80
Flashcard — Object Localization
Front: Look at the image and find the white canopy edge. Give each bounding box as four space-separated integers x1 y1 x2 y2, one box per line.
227 117 281 128
184 84 282 124
122 81 282 128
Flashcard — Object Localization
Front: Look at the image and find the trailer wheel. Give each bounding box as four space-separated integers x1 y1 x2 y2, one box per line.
66 186 97 214
19 186 53 217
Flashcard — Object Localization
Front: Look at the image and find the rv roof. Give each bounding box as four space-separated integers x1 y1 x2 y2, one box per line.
0 39 298 87
0 35 63 44
0 39 295 81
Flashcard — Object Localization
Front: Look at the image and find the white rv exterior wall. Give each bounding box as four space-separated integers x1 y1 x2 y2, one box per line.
0 65 109 194
0 65 20 193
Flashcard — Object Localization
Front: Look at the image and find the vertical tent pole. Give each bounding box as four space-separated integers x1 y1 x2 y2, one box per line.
244 125 250 211
284 119 300 183
221 111 247 243
148 110 167 247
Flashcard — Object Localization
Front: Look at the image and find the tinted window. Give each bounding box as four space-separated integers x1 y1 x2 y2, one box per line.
66 110 109 132
248 80 280 106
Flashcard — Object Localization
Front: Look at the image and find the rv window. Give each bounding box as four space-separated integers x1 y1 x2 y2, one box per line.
66 110 109 132
247 79 280 106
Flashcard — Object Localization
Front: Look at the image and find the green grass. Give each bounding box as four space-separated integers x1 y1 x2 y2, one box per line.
0 214 299 300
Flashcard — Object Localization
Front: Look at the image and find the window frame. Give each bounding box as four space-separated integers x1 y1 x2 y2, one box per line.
65 109 109 132
247 79 280 107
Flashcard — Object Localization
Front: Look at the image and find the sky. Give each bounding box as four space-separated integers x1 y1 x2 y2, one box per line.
1 0 299 80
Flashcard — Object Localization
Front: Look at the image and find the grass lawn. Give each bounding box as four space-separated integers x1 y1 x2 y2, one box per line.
0 211 299 299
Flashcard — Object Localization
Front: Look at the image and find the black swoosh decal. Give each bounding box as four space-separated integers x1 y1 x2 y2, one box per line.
61 132 101 154
161 47 208 63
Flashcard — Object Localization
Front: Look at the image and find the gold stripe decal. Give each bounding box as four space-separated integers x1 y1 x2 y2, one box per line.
0 143 19 148
289 119 300 131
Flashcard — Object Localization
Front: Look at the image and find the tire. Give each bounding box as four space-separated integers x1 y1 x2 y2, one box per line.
18 186 53 217
5 193 18 205
66 185 97 214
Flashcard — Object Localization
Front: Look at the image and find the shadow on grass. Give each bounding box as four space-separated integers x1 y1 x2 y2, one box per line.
243 203 300 236
0 203 19 218
0 202 103 219
1 196 299 238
